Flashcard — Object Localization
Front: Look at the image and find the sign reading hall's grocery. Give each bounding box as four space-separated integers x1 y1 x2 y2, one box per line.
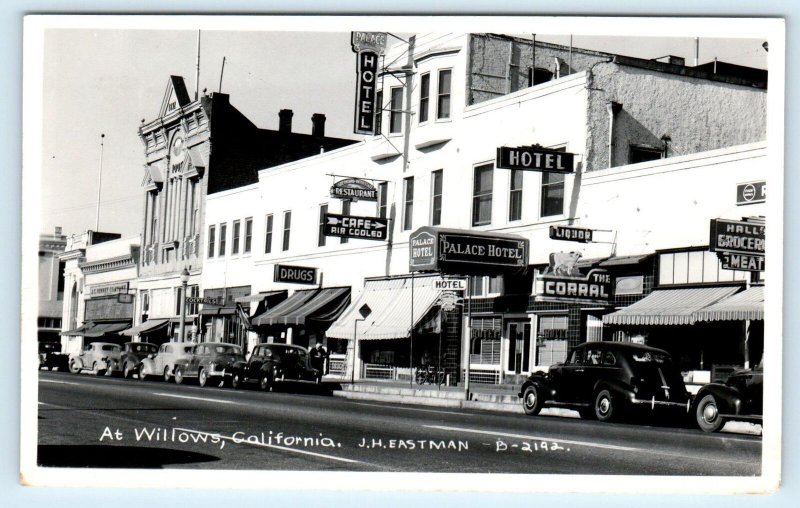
274 264 318 285
409 227 529 275
351 32 386 136
709 219 765 256
549 225 593 243
496 146 575 173
324 213 388 241
330 178 378 201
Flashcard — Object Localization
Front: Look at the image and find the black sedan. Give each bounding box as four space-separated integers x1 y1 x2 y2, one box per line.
694 359 763 432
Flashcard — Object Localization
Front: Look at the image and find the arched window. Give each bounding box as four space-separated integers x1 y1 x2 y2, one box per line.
69 282 79 330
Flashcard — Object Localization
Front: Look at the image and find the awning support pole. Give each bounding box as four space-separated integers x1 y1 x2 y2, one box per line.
464 278 472 401
410 271 414 387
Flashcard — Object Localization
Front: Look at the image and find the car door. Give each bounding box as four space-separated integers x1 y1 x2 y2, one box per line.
248 346 264 380
187 345 203 375
552 347 585 403
579 346 605 401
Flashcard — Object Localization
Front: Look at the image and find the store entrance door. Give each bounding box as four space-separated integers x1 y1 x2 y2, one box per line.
506 321 531 374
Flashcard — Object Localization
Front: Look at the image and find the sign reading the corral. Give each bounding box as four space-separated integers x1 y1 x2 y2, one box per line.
434 278 467 291
186 296 221 305
274 264 318 285
330 178 378 201
324 213 388 241
535 269 614 305
718 252 765 272
709 219 765 256
549 225 593 243
496 146 575 173
409 227 529 275
736 181 766 206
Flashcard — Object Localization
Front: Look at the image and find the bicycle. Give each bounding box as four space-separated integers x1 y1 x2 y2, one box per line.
415 365 446 386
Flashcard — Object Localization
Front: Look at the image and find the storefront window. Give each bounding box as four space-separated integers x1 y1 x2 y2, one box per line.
536 315 568 366
470 317 502 365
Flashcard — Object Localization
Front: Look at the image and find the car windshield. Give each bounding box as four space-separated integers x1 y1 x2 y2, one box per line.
214 345 242 355
182 346 193 353
101 345 120 352
130 344 157 353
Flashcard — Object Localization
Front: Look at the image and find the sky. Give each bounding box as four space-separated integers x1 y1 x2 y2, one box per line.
39 29 769 238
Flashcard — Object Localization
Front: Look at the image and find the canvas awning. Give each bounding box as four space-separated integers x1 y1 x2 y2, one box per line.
693 286 764 322
234 290 286 304
120 318 170 337
251 287 350 327
61 320 131 338
602 286 740 326
326 276 441 341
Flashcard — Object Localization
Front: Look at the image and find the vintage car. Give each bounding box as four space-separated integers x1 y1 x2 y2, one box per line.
38 341 69 371
519 342 691 422
139 341 195 382
230 343 321 391
173 342 246 387
120 341 159 379
693 359 763 432
68 342 122 376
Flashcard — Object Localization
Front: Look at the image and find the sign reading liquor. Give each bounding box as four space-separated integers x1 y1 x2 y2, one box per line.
274 264 318 285
535 269 613 305
709 218 765 256
496 146 575 173
330 177 378 201
549 225 593 243
718 252 765 272
736 180 766 206
409 226 529 275
324 213 388 241
351 32 386 136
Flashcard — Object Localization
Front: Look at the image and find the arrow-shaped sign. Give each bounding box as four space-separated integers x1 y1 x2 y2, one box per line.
323 213 388 241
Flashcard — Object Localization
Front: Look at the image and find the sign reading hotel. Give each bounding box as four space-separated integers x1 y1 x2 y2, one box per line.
351 32 386 136
409 226 529 275
736 180 766 206
549 225 593 243
330 177 378 201
324 213 388 241
434 278 468 291
535 252 613 304
274 264 318 285
496 146 575 173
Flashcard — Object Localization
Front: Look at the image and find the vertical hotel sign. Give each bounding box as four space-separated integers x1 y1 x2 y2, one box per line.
351 32 386 135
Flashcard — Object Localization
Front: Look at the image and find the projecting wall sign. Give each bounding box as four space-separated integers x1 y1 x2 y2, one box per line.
324 213 388 241
736 181 766 206
549 225 593 243
409 226 528 275
330 178 378 201
351 32 386 136
274 264 318 285
496 146 575 173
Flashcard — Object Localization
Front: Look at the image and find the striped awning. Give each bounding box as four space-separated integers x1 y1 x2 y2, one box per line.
234 291 286 304
61 320 131 337
120 318 169 336
603 286 740 326
326 276 441 341
693 286 764 322
251 287 350 327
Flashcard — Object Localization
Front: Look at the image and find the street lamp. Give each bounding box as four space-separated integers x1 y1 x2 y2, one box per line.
179 268 190 342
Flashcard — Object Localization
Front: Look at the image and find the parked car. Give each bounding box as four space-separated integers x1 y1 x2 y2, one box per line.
693 359 763 432
519 342 691 422
139 341 195 382
230 343 321 391
68 342 122 376
120 341 159 379
38 341 69 371
173 342 246 387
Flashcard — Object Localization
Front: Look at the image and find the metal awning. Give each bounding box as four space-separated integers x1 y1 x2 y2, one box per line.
251 287 350 327
61 320 131 338
326 276 441 341
235 291 286 304
60 323 91 336
120 318 170 336
693 286 764 322
603 286 740 326
199 306 237 316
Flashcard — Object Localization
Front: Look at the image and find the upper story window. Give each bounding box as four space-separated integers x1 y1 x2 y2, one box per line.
207 225 216 258
469 275 504 297
282 211 292 252
437 69 452 120
472 163 493 226
218 223 227 256
403 177 414 231
540 172 564 218
658 250 749 285
390 87 403 134
232 220 241 255
431 170 443 226
378 182 388 219
630 144 664 164
341 200 351 244
509 169 523 222
244 217 253 253
419 73 430 124
264 214 273 254
318 204 328 247
375 90 383 135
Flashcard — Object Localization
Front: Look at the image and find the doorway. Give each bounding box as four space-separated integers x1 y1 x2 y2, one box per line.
506 321 531 374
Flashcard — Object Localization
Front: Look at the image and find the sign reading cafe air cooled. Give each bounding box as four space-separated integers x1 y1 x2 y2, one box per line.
409 226 529 275
324 213 388 241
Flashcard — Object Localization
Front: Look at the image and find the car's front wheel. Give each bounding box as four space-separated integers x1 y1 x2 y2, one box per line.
123 363 133 379
522 385 542 416
230 371 243 389
695 394 725 433
198 368 209 387
69 359 80 374
259 374 272 391
138 365 147 381
174 367 185 385
163 366 172 382
594 389 617 422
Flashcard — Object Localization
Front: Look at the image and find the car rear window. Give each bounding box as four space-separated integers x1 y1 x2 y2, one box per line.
630 351 670 364
102 345 120 352
214 345 242 354
182 346 193 353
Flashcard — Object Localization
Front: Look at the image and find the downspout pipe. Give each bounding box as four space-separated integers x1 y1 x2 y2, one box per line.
607 101 622 169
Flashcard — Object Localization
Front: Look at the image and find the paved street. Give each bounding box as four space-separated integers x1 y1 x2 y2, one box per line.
37 370 761 475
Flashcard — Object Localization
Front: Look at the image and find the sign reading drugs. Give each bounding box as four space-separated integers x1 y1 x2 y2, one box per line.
324 213 388 241
274 264 318 285
330 178 378 201
351 32 386 136
409 226 529 275
496 146 575 173
709 218 765 256
535 252 613 304
549 225 593 243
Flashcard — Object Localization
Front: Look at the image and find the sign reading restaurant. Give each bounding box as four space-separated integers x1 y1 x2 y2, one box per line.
324 213 388 241
409 226 529 275
330 177 378 201
351 32 386 136
496 146 575 173
274 264 318 285
549 225 593 243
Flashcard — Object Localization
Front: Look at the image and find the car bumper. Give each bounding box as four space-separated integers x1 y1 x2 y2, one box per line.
631 396 692 412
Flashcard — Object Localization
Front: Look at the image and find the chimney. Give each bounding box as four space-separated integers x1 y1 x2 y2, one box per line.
312 113 326 138
278 109 293 134
54 226 62 236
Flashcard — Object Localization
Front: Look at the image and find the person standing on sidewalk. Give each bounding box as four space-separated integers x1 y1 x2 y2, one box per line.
310 342 329 376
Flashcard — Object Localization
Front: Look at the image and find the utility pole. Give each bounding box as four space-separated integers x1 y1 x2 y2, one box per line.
95 133 105 231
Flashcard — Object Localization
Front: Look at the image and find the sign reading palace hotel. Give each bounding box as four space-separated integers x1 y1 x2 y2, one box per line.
409 227 528 275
